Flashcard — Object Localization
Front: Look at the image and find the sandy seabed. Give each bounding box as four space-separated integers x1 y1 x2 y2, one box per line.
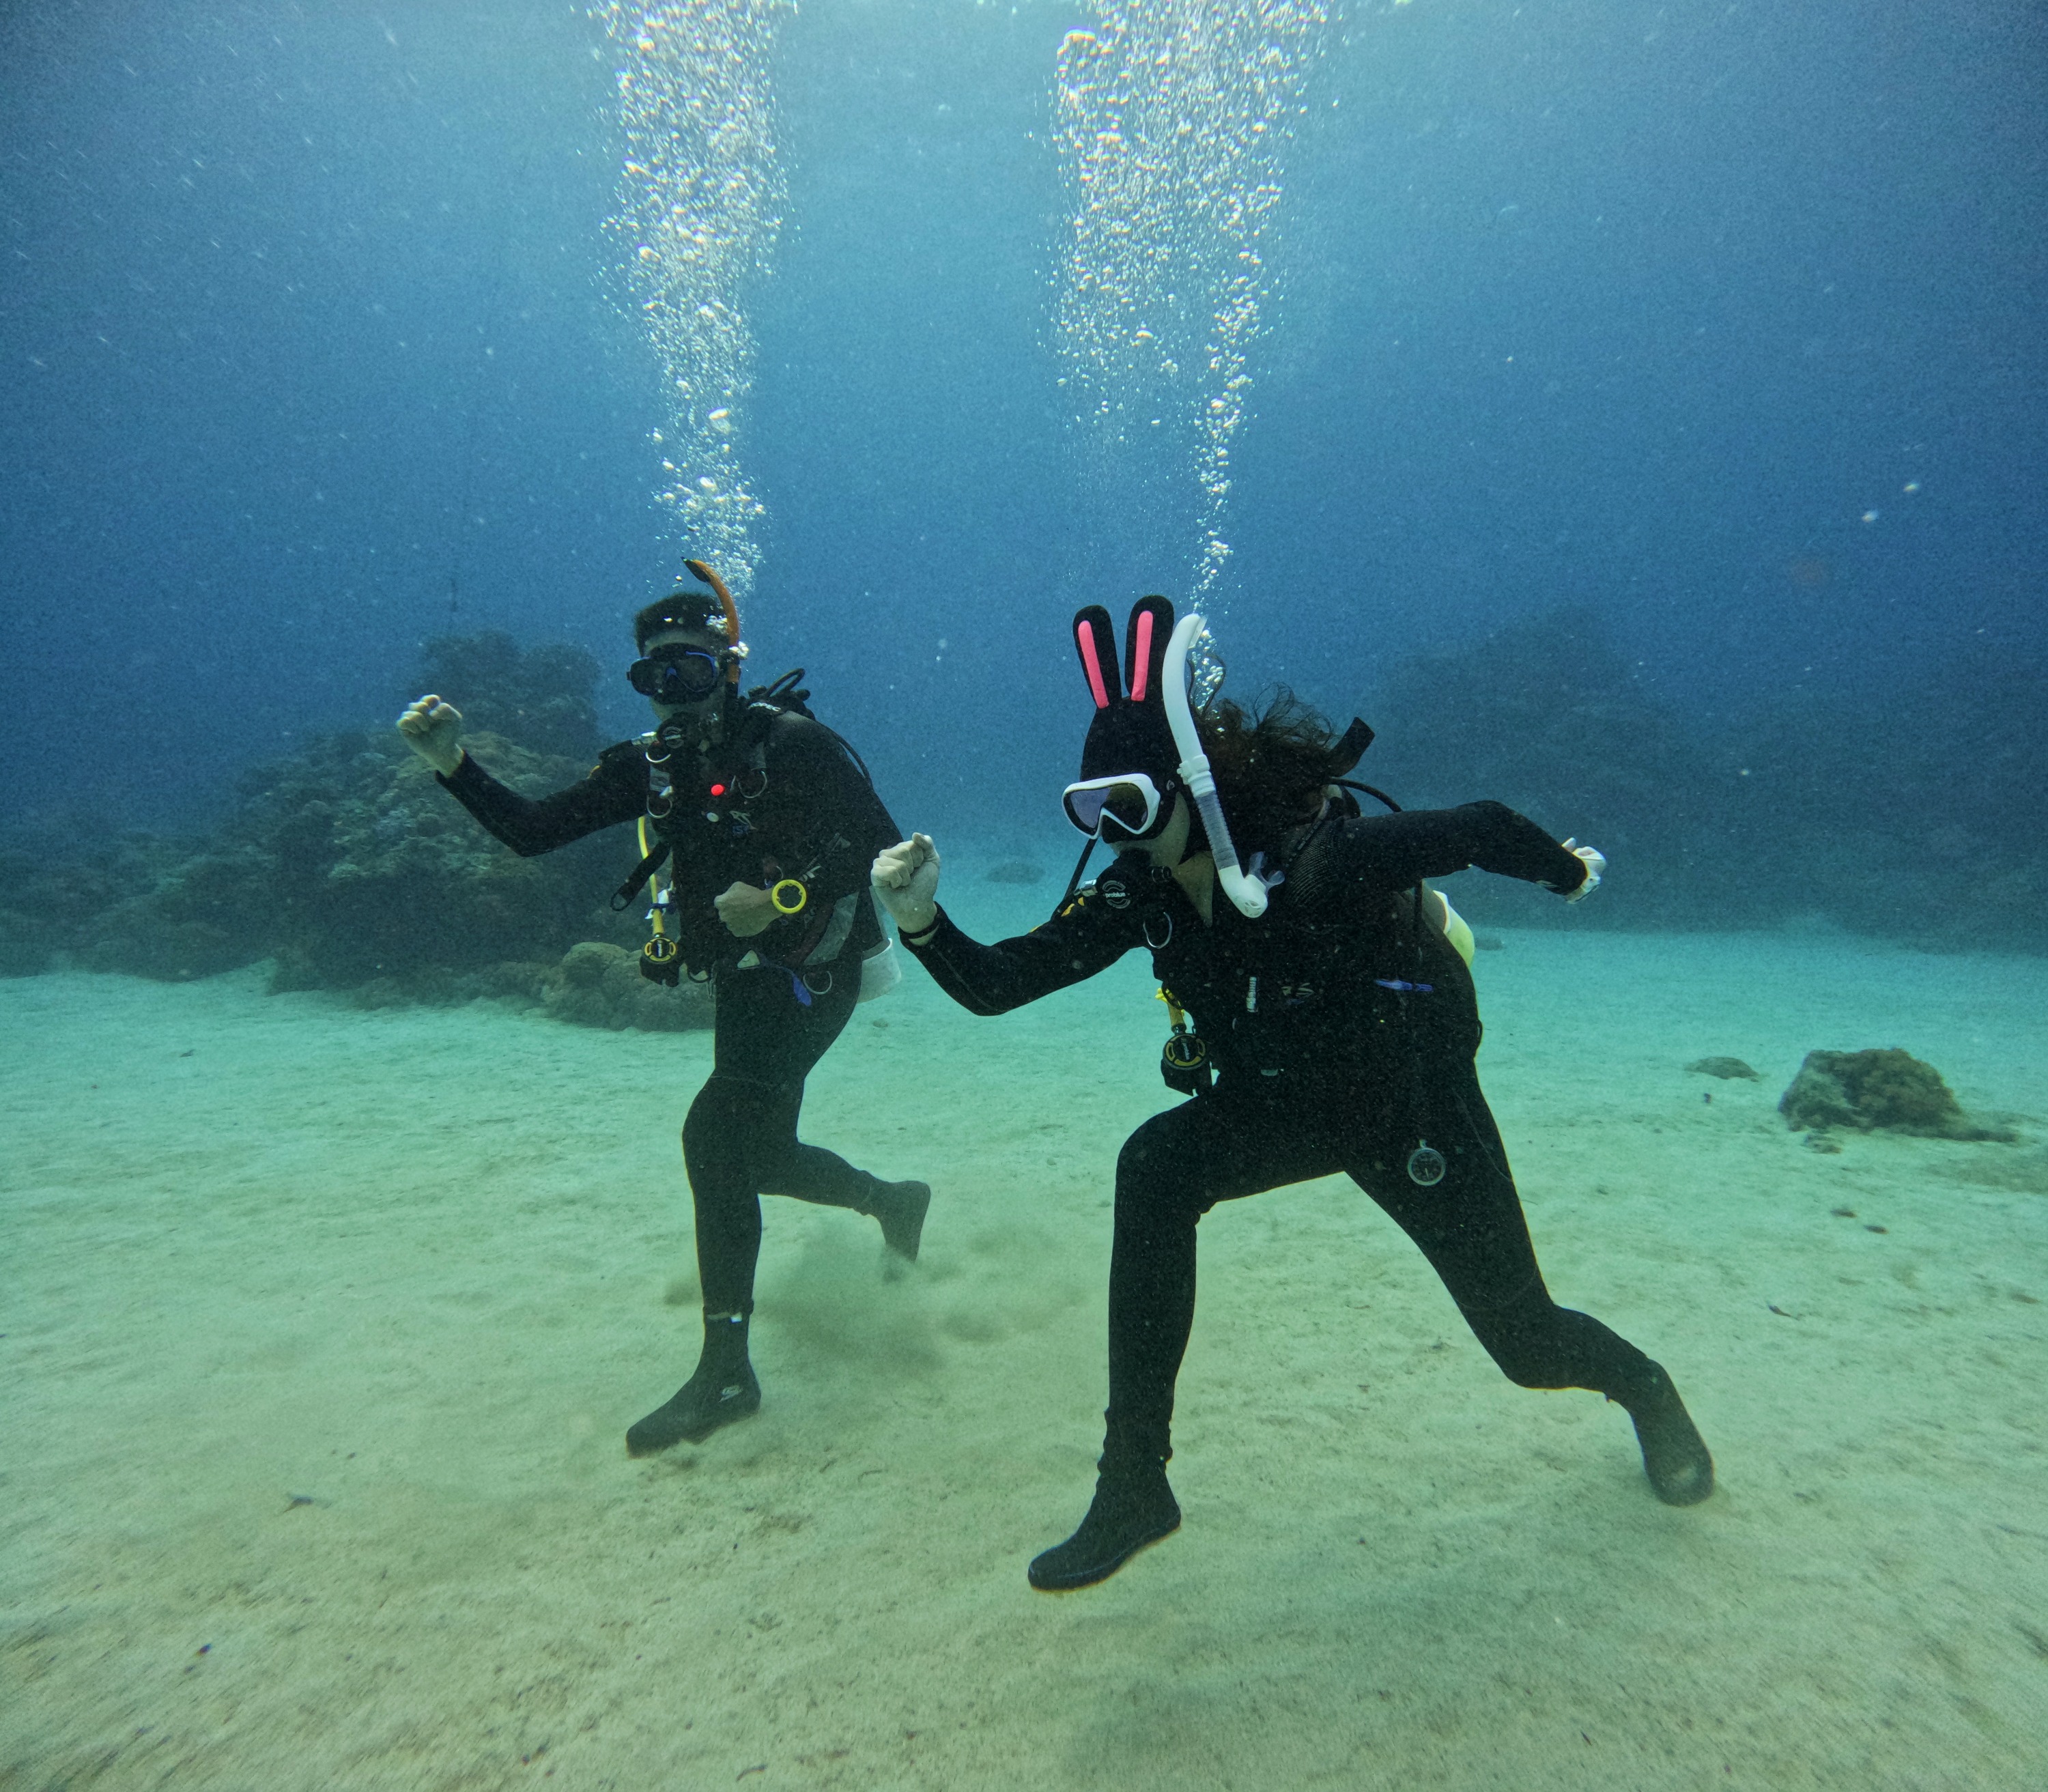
4 908 2046 1792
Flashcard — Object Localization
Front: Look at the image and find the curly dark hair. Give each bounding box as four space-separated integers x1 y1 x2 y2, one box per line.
633 588 731 651
1197 689 1352 855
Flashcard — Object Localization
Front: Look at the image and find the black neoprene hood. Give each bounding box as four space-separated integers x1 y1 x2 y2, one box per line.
1073 595 1181 788
1078 696 1179 788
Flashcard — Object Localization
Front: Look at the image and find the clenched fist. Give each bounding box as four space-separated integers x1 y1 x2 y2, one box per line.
396 694 464 777
871 834 942 938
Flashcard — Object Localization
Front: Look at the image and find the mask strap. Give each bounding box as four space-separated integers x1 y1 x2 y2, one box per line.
1059 834 1096 905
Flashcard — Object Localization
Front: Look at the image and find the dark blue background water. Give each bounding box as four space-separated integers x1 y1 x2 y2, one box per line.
4 0 2043 860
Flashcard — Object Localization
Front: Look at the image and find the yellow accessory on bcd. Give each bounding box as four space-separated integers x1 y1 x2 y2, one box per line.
769 878 808 915
1155 986 1211 1096
637 816 683 985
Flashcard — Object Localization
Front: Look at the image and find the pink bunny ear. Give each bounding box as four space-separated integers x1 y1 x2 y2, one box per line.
1123 595 1176 707
1072 605 1120 709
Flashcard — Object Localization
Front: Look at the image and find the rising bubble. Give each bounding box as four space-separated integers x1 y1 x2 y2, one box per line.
1053 0 1330 608
600 1 791 604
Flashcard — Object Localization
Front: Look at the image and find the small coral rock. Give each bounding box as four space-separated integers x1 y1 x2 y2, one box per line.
556 939 619 990
1780 1048 2014 1141
541 941 712 1032
1687 1057 1761 1081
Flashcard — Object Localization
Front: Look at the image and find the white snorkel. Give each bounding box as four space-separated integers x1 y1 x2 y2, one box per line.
1162 612 1269 919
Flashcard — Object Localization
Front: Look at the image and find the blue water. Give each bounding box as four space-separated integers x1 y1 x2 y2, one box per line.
3 0 2040 878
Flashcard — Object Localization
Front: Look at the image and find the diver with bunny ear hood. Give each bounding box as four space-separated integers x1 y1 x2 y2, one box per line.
872 596 1711 1592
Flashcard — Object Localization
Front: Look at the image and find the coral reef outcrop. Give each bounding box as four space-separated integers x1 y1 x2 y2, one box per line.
541 941 713 1031
0 634 710 1032
1779 1048 2015 1141
414 631 601 759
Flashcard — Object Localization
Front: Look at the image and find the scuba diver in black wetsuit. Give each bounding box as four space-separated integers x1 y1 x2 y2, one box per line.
397 562 930 1456
871 595 1713 1592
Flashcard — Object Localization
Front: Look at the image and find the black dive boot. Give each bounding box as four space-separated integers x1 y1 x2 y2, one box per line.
866 1178 932 1263
1027 1434 1181 1592
1619 1364 1715 1505
625 1311 761 1456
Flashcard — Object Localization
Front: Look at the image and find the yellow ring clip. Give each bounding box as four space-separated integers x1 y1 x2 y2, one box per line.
769 879 808 915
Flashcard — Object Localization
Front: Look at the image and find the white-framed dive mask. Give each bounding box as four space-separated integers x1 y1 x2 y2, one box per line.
1061 771 1173 842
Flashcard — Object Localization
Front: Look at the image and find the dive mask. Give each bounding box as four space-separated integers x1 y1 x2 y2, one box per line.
1062 772 1172 842
629 645 727 706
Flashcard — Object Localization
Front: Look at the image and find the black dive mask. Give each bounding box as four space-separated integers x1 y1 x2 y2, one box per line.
629 645 726 706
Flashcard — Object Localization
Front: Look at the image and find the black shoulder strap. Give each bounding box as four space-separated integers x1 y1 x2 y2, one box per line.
757 696 877 791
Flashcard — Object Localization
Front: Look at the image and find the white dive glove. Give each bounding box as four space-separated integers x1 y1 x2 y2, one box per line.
396 694 465 776
1559 838 1606 902
871 834 943 937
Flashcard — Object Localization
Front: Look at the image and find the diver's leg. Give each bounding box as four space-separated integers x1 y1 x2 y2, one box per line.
1348 1064 1713 1505
1030 1093 1341 1591
715 969 932 1260
625 967 930 1457
625 973 828 1455
625 1069 765 1455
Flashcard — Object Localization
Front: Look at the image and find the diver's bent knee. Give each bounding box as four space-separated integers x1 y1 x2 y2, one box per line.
1464 1309 1574 1389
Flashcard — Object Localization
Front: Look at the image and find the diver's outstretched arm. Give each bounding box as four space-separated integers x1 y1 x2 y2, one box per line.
1339 801 1602 897
435 739 645 859
873 835 1133 1016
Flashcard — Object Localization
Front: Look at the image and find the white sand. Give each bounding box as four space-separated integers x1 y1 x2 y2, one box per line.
4 921 2045 1789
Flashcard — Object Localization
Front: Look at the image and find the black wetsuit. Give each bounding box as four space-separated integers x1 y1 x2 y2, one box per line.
439 700 901 1313
903 799 1664 1468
